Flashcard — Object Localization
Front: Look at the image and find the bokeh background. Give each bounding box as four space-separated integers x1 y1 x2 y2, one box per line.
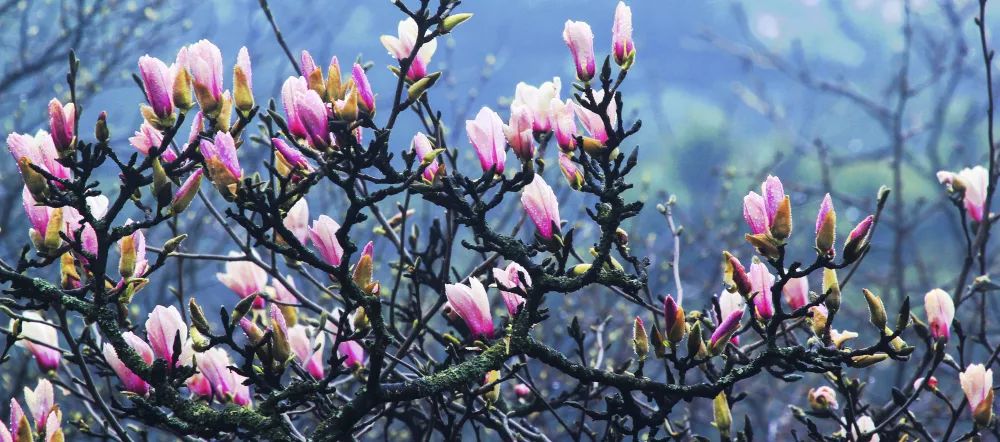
1 0 996 439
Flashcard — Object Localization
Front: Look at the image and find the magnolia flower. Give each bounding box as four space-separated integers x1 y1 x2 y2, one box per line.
783 276 809 310
550 99 578 151
233 46 254 113
117 225 148 280
611 2 636 68
444 278 495 338
47 98 75 154
492 262 532 315
283 197 310 245
718 291 744 345
325 314 366 369
512 78 561 132
170 168 203 214
281 76 311 140
182 40 224 114
380 18 438 80
504 105 535 160
412 132 443 183
23 379 55 430
22 186 63 253
63 194 109 259
200 132 242 193
748 260 775 320
815 193 837 255
272 138 313 173
138 55 175 119
743 175 784 236
352 63 376 113
807 386 838 411
960 363 994 426
938 166 989 222
558 151 584 190
710 309 743 352
194 347 251 405
216 251 268 308
563 20 596 81
573 91 617 143
662 294 686 344
309 215 344 267
924 288 954 341
102 331 155 395
129 122 179 162
466 107 507 174
7 130 72 186
294 88 331 149
146 305 187 367
12 312 60 371
288 325 325 379
521 174 561 241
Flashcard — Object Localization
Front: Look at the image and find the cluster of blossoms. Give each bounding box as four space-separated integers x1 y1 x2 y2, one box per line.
0 0 997 439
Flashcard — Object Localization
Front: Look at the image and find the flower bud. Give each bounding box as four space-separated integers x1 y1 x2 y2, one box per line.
442 13 473 33
407 71 441 102
815 194 836 257
807 386 838 411
687 321 706 358
713 392 732 439
862 288 887 330
189 298 212 335
822 268 840 313
571 264 592 275
632 316 648 361
172 67 194 112
96 111 110 143
189 326 211 351
230 293 258 328
170 169 203 215
663 295 686 345
233 47 254 115
744 233 780 260
152 158 172 208
770 196 792 240
850 353 889 368
483 370 501 406
162 234 187 255
722 251 752 297
650 324 667 359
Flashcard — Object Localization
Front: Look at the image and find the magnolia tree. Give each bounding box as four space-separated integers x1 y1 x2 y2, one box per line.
0 0 997 440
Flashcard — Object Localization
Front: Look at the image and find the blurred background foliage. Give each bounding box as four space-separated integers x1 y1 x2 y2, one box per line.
1 0 997 438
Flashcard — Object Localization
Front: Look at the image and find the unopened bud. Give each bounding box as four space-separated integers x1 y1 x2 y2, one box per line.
189 298 211 334
230 294 258 328
850 353 889 368
483 370 501 406
407 71 441 101
162 234 187 255
173 68 194 111
632 316 648 361
713 392 732 438
96 111 110 143
650 324 667 359
863 288 887 329
152 158 172 208
770 196 792 240
442 13 473 33
822 268 840 313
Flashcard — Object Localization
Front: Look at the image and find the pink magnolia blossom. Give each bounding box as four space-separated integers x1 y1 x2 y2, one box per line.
283 197 311 245
521 174 561 240
352 63 376 113
62 195 109 259
444 278 495 338
412 132 443 183
924 288 955 341
492 262 531 316
47 98 75 152
200 131 242 185
710 309 744 349
748 260 775 320
380 17 438 80
7 130 72 183
182 40 224 113
194 347 251 405
12 312 60 371
611 2 636 67
504 105 535 160
22 186 63 251
937 166 988 222
233 46 253 111
294 88 330 149
550 99 578 151
960 363 994 422
718 291 744 345
170 168 203 213
102 331 154 395
129 122 179 162
23 379 54 430
573 91 617 143
783 276 809 310
558 151 584 190
309 215 344 267
146 305 187 367
272 138 313 172
281 76 311 140
563 20 596 81
466 107 507 174
743 175 784 235
512 78 561 132
138 55 175 119
216 252 268 308
288 325 325 379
